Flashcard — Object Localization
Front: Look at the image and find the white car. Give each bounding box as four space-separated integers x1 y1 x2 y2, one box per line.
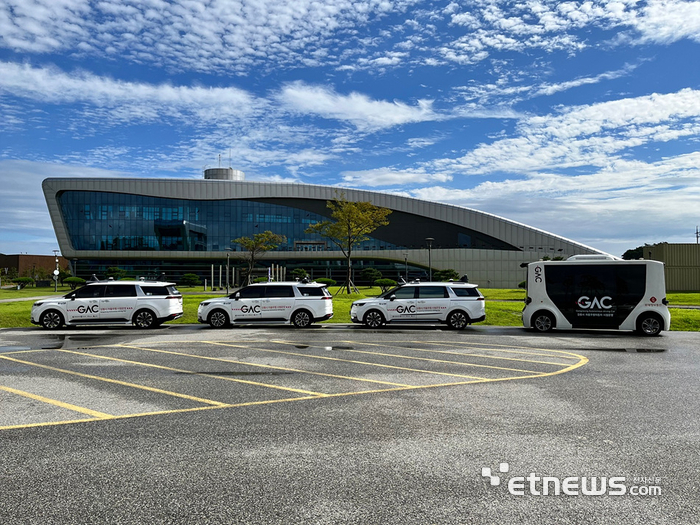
351 281 486 329
198 281 334 328
31 279 183 329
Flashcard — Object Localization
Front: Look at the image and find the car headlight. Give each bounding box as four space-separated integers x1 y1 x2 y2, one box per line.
353 302 366 307
33 302 43 307
200 302 210 307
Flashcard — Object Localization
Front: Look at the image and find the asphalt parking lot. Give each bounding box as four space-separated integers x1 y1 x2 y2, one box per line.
1 324 698 524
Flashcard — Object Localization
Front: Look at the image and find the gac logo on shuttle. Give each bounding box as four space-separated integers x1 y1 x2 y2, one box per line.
577 296 613 309
76 305 99 314
240 305 261 314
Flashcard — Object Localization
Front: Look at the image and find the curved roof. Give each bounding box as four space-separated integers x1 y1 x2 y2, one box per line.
42 177 603 259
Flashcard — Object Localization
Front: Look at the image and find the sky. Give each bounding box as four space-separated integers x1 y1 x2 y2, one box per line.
2 0 700 258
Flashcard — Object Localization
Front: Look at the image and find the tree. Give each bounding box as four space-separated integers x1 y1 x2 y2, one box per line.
622 244 654 260
64 277 86 290
360 267 382 285
106 267 128 280
433 269 460 281
233 231 287 285
179 273 201 287
375 278 397 293
291 268 308 280
305 195 391 294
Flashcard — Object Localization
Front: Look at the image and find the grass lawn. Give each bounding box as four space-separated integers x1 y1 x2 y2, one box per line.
3 285 700 331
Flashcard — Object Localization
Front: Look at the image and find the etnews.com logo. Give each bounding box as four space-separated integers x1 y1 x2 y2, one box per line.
481 462 661 496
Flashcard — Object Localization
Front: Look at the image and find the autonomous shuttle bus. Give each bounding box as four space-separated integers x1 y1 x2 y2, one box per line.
522 255 671 336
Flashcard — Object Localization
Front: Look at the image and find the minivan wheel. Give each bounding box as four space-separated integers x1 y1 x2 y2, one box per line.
40 310 64 329
208 309 229 328
133 309 156 329
292 309 312 328
532 311 555 332
363 310 385 328
447 310 469 330
637 313 662 336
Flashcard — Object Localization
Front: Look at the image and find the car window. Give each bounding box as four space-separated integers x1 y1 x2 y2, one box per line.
238 286 265 299
73 285 106 298
393 286 416 299
450 287 481 297
141 285 172 296
265 286 294 298
105 284 137 297
418 286 448 299
297 287 326 297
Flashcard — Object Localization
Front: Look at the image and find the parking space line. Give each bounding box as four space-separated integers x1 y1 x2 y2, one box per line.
117 343 415 388
0 384 113 419
343 341 571 367
115 345 330 396
0 354 230 407
210 342 490 380
269 340 544 374
417 340 582 360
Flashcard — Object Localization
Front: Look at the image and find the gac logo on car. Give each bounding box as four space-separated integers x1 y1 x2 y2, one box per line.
240 305 261 314
76 305 99 314
577 296 613 310
396 305 416 314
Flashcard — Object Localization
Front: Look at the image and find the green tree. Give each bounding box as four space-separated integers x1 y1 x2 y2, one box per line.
291 268 308 280
13 277 34 289
106 267 128 280
622 244 654 260
233 231 287 285
360 267 382 285
305 195 391 294
64 277 86 290
433 269 460 281
179 273 201 287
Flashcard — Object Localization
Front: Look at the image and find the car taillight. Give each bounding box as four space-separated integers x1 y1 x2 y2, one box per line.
322 296 332 300
165 295 180 299
477 297 485 301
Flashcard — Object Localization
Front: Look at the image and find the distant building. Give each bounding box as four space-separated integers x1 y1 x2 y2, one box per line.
648 243 700 291
42 170 605 288
0 253 68 281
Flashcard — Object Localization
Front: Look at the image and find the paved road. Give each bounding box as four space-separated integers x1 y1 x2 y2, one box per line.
1 324 698 524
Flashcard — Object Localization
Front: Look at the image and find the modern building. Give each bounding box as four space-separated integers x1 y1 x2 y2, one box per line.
42 169 605 288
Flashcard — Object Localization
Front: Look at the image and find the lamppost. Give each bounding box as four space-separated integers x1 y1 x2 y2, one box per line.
403 252 408 282
53 250 60 292
425 237 434 281
226 249 231 295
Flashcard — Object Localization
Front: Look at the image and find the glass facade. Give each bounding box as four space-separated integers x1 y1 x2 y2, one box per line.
59 191 403 253
59 191 519 254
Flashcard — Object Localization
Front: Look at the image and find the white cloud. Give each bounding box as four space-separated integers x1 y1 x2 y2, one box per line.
277 81 440 131
434 88 700 175
341 167 452 187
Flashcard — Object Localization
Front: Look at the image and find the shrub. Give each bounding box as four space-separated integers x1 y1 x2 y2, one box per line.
291 268 308 280
179 273 201 287
374 278 397 292
253 277 269 283
315 278 337 286
64 277 86 290
433 269 460 281
13 277 34 289
360 268 382 284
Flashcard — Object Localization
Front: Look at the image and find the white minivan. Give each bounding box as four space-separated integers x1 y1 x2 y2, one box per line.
522 255 671 336
198 281 333 328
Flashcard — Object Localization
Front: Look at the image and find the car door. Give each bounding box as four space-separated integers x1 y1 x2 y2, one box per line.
415 286 449 320
100 284 137 322
66 285 105 323
386 286 417 321
260 285 295 320
232 285 264 321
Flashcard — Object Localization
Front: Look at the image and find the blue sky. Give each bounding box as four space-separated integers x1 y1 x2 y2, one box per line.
2 0 700 257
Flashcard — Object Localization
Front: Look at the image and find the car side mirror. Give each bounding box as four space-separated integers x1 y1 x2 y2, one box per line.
234 292 240 300
389 294 396 301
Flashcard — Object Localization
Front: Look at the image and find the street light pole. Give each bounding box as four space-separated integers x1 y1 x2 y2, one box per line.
226 250 231 295
403 252 408 282
53 250 60 292
425 238 434 281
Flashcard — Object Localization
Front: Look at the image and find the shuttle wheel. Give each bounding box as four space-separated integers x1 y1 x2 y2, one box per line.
637 313 662 336
532 311 555 333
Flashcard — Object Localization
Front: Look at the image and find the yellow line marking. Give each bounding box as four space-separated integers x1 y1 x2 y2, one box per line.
208 342 488 380
106 345 413 388
0 349 50 355
343 341 571 367
0 385 113 419
115 345 328 396
0 354 229 407
415 340 581 359
269 340 543 374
